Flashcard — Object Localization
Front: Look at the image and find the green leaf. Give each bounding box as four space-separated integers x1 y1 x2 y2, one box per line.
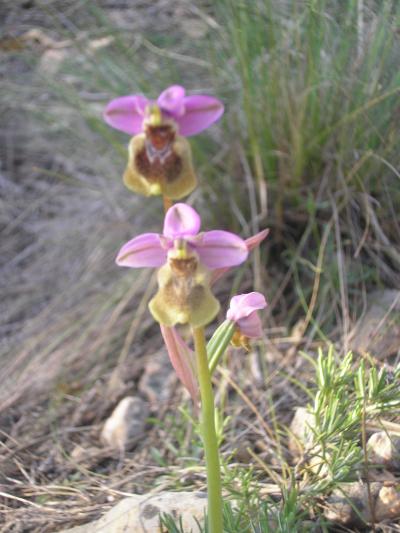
207 320 235 375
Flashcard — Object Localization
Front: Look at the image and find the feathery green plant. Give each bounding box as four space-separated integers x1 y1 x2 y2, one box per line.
160 346 400 529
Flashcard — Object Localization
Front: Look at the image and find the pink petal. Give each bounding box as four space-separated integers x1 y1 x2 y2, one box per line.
175 95 224 136
193 230 248 269
160 325 198 404
211 228 269 284
116 233 166 267
237 311 263 338
104 95 148 135
163 203 201 239
158 85 186 117
227 292 267 321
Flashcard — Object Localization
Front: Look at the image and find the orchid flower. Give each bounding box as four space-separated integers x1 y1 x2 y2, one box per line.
227 292 267 339
227 292 267 351
207 292 267 373
116 203 248 327
104 86 224 199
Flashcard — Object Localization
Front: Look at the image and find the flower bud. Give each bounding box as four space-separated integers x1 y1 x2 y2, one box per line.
226 292 267 347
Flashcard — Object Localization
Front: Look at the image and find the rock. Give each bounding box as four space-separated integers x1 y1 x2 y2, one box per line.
70 445 101 462
349 290 400 358
87 36 115 54
100 396 149 452
375 484 400 521
325 481 400 526
367 431 400 469
69 444 107 470
288 407 316 458
289 407 335 477
60 491 207 532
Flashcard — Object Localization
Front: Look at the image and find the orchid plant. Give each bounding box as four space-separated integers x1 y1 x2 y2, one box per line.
105 85 268 533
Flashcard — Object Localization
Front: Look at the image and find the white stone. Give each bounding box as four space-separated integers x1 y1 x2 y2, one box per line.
61 491 207 532
325 481 400 526
367 431 400 469
100 396 148 452
288 406 316 458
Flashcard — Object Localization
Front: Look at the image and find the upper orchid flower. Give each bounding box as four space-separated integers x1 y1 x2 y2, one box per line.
116 203 248 327
104 86 224 200
227 292 267 349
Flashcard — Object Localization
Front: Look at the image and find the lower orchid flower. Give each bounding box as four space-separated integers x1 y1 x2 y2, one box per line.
116 203 248 327
227 292 267 337
227 292 267 350
104 85 224 200
115 202 267 533
207 292 267 374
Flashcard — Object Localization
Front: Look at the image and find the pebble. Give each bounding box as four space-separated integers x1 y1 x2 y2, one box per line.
100 396 149 452
60 491 207 532
325 481 400 526
367 431 400 469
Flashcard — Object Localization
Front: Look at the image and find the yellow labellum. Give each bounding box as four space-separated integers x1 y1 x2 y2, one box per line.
149 256 219 327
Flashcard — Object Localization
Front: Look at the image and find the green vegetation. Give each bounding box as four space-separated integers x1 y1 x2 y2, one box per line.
160 349 400 531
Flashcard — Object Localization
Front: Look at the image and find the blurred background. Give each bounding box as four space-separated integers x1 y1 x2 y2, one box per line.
1 0 400 530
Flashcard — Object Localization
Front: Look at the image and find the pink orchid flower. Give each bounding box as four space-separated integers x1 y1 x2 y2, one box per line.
104 85 224 137
227 292 267 338
116 203 248 270
117 203 248 328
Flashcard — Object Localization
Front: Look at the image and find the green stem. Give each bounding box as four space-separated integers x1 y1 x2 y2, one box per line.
193 326 223 533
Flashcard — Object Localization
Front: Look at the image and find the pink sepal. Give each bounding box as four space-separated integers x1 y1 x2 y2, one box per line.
160 325 199 405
